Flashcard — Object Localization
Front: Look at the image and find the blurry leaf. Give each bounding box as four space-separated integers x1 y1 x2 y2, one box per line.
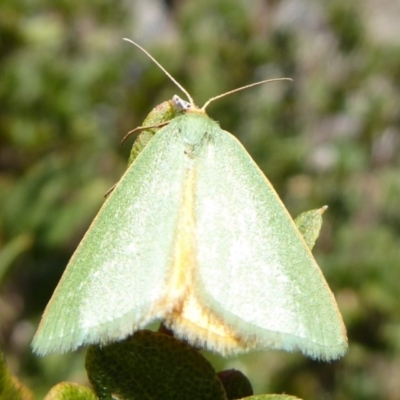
44 382 97 400
85 330 227 400
328 1 364 52
0 234 32 284
0 348 33 400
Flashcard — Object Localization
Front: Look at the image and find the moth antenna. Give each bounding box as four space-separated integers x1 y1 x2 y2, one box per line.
201 78 293 111
123 38 195 106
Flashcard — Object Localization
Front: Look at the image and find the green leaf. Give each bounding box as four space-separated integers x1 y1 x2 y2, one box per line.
43 382 97 400
0 349 33 400
294 206 328 250
85 330 227 400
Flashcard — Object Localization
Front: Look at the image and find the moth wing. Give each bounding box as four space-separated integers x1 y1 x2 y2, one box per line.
32 123 187 355
194 129 347 361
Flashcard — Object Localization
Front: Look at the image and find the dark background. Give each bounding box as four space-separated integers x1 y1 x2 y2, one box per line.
1 0 400 398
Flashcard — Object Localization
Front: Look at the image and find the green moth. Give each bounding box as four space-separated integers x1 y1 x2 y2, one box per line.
104 95 190 198
32 40 347 361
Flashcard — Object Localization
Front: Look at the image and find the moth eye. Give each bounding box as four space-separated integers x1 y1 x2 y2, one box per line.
172 94 192 111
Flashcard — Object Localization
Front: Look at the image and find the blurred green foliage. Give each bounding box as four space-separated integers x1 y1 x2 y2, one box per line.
0 0 399 399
